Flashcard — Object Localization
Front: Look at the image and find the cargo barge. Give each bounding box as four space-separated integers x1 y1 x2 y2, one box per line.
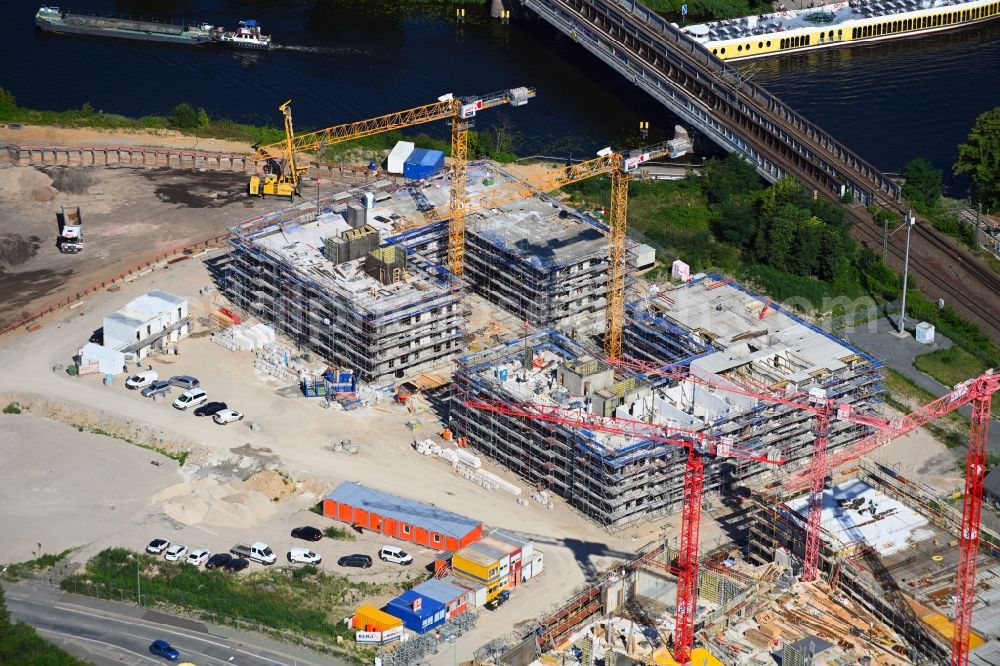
682 0 1000 60
35 6 215 45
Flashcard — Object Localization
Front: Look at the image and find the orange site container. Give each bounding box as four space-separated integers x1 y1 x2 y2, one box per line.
352 605 403 633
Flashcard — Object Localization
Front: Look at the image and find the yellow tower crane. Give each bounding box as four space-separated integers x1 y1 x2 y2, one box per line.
247 87 536 275
392 128 693 360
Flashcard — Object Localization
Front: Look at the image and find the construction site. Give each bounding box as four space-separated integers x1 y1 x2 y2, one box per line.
7 82 1000 666
207 93 1000 665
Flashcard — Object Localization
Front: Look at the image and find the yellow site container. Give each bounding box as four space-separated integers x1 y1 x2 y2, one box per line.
352 604 403 633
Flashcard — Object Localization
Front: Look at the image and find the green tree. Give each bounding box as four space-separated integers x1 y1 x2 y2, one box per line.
168 103 199 129
901 157 943 212
0 86 16 115
711 198 757 248
0 587 89 665
196 107 211 129
755 203 806 272
954 106 1000 212
700 153 760 204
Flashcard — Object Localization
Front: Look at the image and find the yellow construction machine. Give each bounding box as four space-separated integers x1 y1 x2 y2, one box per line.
247 87 536 235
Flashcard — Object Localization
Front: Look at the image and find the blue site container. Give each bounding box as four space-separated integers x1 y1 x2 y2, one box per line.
403 149 445 179
385 591 446 634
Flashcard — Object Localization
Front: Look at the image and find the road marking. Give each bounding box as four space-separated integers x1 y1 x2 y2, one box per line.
13 594 324 666
35 626 162 664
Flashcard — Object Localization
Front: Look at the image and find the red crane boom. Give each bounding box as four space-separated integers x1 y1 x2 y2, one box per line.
461 396 783 664
781 369 998 666
612 357 887 582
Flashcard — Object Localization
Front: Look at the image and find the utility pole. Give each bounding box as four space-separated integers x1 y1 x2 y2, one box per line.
898 210 916 335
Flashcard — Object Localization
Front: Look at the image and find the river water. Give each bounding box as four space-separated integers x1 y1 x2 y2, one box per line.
7 0 1000 193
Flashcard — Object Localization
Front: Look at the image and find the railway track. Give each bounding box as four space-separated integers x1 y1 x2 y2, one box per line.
549 0 1000 343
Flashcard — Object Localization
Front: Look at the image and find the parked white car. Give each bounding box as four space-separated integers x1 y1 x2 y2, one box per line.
379 545 413 565
164 544 188 562
145 538 170 554
185 549 211 566
288 547 322 565
125 370 158 390
213 409 244 425
173 388 208 410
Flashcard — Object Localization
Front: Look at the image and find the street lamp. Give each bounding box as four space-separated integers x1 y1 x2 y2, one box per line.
898 210 916 335
127 554 140 606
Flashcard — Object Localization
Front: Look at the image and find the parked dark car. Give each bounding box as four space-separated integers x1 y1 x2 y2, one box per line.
484 590 510 611
148 639 179 660
205 553 233 570
222 558 250 573
337 554 373 569
88 328 103 345
291 526 322 542
193 401 227 417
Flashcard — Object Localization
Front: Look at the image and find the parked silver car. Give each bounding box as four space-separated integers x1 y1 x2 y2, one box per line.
141 380 172 398
169 375 200 390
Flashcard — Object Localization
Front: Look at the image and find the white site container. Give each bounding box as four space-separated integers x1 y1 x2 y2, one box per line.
387 141 415 174
916 321 935 344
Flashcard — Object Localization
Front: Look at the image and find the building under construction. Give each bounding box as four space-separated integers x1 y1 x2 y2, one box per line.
743 459 1000 664
451 276 885 530
223 181 469 383
221 164 619 383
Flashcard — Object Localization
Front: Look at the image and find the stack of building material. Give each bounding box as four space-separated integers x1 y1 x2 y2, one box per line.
211 322 276 352
454 464 522 496
253 342 300 383
743 627 777 649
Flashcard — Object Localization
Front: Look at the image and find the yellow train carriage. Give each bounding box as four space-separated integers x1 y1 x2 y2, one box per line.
700 0 1000 60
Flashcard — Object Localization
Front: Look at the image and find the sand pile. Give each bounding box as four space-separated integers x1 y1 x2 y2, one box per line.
152 476 276 528
0 164 57 202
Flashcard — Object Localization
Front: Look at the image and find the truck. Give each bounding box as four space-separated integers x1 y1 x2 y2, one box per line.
230 541 276 565
59 205 83 253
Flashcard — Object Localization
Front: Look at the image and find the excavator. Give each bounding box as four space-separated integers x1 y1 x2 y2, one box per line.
247 88 535 204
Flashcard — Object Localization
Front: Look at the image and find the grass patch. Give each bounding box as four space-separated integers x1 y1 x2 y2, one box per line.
323 526 357 541
913 347 1000 413
2 402 21 414
1 587 90 665
63 548 403 662
883 369 968 449
1 549 73 581
71 422 188 466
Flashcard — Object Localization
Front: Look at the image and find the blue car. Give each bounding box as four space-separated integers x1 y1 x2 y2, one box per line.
149 640 179 661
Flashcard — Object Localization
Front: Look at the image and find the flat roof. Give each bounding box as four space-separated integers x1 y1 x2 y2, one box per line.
326 482 480 540
387 589 446 618
786 479 931 557
412 579 468 604
455 542 505 567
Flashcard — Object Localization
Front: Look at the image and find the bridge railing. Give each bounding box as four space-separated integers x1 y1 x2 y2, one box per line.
611 0 900 200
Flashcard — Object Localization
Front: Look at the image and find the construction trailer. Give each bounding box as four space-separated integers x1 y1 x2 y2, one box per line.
451 277 884 531
322 482 483 551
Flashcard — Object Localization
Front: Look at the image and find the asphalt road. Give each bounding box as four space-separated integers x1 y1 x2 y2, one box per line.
3 582 336 666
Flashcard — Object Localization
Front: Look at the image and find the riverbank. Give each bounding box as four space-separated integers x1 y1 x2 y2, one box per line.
0 124 254 154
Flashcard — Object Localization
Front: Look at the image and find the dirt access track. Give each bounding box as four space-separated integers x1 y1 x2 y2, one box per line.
0 122 379 329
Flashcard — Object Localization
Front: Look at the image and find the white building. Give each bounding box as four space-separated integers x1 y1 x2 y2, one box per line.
103 291 189 359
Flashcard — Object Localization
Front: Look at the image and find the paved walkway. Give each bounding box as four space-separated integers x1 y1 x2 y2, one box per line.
842 314 1000 454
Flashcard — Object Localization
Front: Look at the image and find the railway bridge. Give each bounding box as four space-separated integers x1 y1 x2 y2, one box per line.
519 0 900 205
517 0 1000 343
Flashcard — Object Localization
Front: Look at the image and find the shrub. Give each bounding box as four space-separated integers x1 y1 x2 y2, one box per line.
2 402 21 415
323 526 357 541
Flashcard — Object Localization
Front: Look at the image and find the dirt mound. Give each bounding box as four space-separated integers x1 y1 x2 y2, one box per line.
0 165 56 202
152 477 276 528
46 167 93 194
244 469 295 501
0 234 41 267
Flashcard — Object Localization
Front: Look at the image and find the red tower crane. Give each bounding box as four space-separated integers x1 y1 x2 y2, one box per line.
461 396 784 664
780 368 999 666
611 357 888 582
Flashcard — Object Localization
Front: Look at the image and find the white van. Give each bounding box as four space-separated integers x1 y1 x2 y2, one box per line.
173 388 208 410
379 545 413 565
125 370 158 390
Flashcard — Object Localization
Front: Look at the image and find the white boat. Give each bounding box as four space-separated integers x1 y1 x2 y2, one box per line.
213 19 271 50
